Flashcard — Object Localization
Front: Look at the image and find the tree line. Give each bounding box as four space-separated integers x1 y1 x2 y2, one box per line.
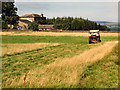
45 17 109 31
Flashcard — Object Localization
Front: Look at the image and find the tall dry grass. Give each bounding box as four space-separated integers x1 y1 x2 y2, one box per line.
9 41 118 88
2 31 118 36
2 43 59 56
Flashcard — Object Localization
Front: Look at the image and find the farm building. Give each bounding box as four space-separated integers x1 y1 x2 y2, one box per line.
18 13 54 30
20 13 46 22
18 19 31 30
39 25 54 30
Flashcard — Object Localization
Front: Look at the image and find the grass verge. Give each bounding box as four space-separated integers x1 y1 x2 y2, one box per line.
79 44 119 88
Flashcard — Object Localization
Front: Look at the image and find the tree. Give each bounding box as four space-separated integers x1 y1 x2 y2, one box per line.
2 1 19 29
28 21 38 31
84 19 90 30
62 23 70 30
54 17 63 29
71 18 80 30
71 18 85 30
37 17 47 24
2 20 8 29
99 25 110 31
46 18 55 25
0 1 1 14
63 17 73 30
0 17 1 29
78 19 85 30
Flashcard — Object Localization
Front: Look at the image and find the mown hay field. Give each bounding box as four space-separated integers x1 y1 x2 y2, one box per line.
1 34 119 88
2 43 59 56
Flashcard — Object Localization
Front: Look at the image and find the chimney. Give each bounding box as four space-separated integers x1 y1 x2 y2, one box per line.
41 13 44 17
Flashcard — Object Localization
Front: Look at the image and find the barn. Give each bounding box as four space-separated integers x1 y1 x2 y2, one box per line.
18 13 54 30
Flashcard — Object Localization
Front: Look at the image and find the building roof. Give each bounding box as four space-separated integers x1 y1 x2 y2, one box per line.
20 14 42 18
19 19 31 24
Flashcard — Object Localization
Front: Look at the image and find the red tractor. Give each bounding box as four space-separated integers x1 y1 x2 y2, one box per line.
89 30 101 44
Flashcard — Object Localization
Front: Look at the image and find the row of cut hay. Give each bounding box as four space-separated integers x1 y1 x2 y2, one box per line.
2 43 59 56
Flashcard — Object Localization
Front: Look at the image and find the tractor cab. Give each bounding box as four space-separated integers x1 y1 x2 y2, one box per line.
89 30 101 44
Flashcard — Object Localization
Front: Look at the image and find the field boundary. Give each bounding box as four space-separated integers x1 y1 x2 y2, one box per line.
1 29 119 33
1 31 118 36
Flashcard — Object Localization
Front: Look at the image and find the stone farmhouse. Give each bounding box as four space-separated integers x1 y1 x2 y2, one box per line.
18 14 54 30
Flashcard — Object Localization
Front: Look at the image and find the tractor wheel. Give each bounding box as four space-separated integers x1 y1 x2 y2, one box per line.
89 38 91 44
97 36 101 42
97 37 101 42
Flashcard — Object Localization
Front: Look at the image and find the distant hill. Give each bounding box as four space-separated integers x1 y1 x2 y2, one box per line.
95 21 111 24
94 21 118 26
94 21 118 31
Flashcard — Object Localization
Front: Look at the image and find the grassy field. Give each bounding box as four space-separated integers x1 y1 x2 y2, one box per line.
2 35 118 44
2 35 89 44
2 35 118 88
2 43 59 56
79 44 119 88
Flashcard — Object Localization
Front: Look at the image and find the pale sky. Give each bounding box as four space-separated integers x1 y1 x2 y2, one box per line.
0 0 119 22
14 1 118 22
14 0 119 2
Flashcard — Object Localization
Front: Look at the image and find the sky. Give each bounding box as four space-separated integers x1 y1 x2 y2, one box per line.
14 0 118 22
14 0 119 2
